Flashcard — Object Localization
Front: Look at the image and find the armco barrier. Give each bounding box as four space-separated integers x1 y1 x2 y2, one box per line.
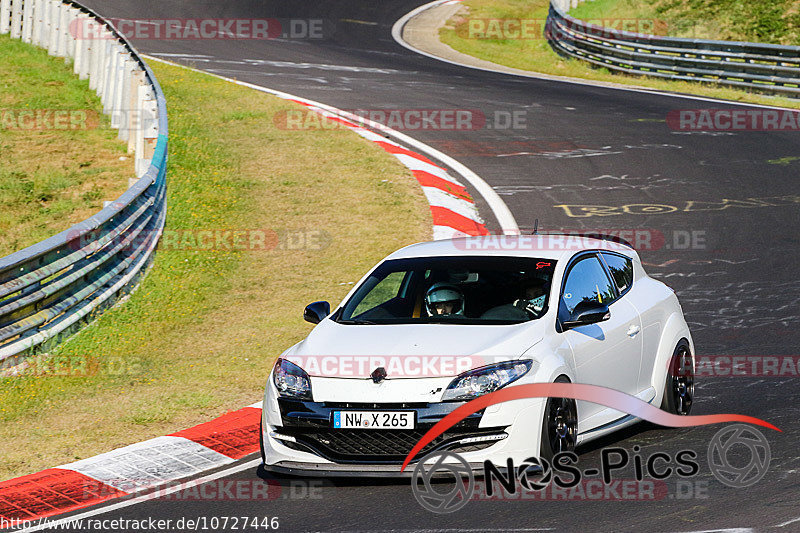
547 0 800 98
0 0 167 364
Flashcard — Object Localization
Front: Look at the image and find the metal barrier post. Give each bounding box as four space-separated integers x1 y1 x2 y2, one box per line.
10 0 22 38
127 69 145 154
47 0 59 55
0 0 11 34
22 0 34 42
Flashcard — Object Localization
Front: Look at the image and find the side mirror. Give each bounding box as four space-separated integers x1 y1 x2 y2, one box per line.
562 302 610 330
304 301 330 324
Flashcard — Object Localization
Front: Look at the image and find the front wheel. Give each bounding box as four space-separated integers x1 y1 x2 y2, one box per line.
661 341 694 416
539 376 577 461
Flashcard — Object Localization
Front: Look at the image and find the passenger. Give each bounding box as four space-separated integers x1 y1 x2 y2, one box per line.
514 278 547 316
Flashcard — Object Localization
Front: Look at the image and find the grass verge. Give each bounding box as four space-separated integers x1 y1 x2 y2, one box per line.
439 0 800 110
0 60 431 480
0 34 133 257
570 0 800 45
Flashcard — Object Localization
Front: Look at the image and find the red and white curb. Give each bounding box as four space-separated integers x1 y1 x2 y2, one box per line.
0 403 263 525
284 100 489 239
140 54 518 237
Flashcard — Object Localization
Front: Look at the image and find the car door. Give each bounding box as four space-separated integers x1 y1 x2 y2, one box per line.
600 251 659 399
558 253 643 433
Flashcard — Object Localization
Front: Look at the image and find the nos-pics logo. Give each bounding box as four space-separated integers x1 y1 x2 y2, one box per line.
411 450 551 513
411 424 771 513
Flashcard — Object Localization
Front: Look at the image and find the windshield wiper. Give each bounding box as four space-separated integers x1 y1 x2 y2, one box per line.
336 319 378 325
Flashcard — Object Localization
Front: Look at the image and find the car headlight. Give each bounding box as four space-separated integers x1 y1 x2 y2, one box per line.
273 358 312 400
442 360 534 401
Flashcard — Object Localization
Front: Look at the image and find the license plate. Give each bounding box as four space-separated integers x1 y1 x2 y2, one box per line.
332 411 415 429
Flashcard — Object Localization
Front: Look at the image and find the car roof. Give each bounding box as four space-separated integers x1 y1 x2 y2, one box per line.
386 235 638 262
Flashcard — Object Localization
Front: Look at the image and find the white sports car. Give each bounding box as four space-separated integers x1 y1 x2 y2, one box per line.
261 234 695 476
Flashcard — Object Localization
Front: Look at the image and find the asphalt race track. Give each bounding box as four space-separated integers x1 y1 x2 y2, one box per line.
44 1 800 531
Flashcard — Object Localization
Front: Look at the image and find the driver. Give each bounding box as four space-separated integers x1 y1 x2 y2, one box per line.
514 278 547 316
425 283 465 317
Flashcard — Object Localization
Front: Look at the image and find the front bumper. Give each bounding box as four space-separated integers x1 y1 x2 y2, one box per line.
271 398 508 464
262 372 549 475
263 460 496 478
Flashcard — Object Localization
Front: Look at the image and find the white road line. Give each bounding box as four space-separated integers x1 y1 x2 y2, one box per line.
16 459 262 533
670 530 754 533
149 52 214 58
237 58 402 74
350 127 403 147
774 517 800 528
142 54 519 235
391 0 800 112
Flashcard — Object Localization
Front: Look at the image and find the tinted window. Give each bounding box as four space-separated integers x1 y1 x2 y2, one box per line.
339 256 557 324
351 271 406 317
562 255 616 314
601 253 634 293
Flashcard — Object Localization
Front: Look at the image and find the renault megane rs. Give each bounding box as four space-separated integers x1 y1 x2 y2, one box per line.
260 234 695 476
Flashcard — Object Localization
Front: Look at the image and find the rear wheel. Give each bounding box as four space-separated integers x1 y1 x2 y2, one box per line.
539 376 577 461
661 341 694 416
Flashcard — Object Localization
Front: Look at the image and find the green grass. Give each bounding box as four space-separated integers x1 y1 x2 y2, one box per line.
0 34 133 256
0 60 431 480
439 0 800 110
570 0 800 45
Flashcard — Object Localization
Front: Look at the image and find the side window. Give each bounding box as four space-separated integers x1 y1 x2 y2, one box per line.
562 255 617 314
601 253 634 294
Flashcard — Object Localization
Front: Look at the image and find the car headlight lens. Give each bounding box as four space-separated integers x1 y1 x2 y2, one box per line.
442 360 534 401
273 358 312 400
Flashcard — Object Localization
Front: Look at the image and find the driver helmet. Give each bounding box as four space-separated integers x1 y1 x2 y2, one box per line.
425 282 464 316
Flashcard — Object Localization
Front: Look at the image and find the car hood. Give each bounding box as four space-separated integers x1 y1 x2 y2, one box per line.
282 319 546 378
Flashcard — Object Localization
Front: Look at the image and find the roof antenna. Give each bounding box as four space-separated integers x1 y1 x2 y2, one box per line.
532 219 539 235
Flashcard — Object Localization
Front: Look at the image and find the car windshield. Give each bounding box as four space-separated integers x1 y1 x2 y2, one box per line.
338 256 557 325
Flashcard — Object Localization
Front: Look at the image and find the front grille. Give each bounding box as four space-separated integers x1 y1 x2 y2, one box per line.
279 426 504 464
323 402 429 409
275 398 503 464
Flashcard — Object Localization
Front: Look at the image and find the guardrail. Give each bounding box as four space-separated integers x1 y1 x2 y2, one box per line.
547 0 800 98
0 0 167 365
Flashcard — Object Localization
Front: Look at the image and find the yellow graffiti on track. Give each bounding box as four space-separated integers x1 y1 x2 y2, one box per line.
555 195 800 217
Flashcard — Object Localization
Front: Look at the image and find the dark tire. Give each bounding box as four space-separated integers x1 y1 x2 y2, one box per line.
661 340 694 416
540 376 578 461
